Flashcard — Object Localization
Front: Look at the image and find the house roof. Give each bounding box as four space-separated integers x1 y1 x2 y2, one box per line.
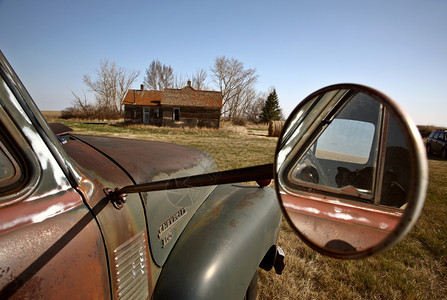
123 90 163 106
123 84 222 108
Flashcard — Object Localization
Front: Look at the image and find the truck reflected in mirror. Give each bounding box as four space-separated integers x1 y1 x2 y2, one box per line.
275 84 428 259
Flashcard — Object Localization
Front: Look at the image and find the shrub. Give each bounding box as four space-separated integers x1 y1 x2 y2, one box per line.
232 117 248 126
61 105 122 120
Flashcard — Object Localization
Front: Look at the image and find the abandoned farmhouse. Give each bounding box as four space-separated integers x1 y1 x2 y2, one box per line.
123 81 222 128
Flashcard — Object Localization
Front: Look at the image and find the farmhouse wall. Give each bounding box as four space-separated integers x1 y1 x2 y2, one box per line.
124 105 142 122
123 83 222 128
162 106 221 128
124 105 163 125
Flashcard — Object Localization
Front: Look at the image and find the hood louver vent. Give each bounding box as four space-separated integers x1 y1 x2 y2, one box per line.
114 232 150 300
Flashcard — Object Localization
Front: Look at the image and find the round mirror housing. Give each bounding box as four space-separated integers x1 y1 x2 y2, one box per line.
275 84 427 259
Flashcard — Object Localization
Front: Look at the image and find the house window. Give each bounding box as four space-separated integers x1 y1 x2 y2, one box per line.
173 108 180 121
154 107 160 118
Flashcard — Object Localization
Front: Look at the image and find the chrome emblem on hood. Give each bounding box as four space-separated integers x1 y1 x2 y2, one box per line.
158 207 187 239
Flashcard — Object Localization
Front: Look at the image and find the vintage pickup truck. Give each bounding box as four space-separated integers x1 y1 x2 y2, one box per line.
0 50 427 299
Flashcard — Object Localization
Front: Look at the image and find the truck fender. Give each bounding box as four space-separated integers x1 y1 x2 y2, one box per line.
152 184 282 300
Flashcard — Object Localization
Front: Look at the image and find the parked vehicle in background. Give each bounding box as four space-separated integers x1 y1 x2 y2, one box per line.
426 129 447 159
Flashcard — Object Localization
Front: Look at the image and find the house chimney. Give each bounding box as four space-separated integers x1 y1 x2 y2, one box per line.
187 80 191 87
140 84 144 91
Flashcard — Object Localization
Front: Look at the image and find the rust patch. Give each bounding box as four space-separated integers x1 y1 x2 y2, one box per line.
0 266 12 281
237 193 256 209
16 276 43 299
238 199 254 209
194 205 223 229
229 219 238 228
213 207 221 217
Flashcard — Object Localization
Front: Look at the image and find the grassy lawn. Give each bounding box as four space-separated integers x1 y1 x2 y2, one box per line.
57 119 446 299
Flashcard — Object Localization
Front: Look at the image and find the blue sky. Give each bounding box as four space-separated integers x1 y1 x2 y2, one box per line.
1 0 446 126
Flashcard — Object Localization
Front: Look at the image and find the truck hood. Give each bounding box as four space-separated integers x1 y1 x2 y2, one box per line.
73 135 218 184
68 134 218 266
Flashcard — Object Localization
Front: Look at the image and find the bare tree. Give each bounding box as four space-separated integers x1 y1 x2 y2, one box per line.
83 59 139 115
65 90 97 119
192 68 208 90
244 91 266 123
70 90 90 112
171 69 209 90
173 73 188 89
144 60 158 90
144 60 175 90
211 56 258 119
232 87 256 119
144 59 210 91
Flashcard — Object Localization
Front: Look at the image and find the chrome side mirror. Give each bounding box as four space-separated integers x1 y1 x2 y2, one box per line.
275 84 427 259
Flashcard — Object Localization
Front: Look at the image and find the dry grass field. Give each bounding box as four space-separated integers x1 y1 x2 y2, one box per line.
54 119 447 299
259 157 446 298
41 111 62 121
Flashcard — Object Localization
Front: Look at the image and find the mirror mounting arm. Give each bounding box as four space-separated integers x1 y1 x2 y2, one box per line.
106 163 274 206
103 187 127 210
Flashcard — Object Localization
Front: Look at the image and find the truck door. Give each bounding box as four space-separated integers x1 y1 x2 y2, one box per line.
0 74 110 299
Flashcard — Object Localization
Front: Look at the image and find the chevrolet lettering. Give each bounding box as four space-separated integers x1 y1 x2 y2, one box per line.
158 207 187 238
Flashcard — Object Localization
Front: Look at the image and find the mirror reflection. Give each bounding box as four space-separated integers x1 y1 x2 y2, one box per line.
276 86 417 257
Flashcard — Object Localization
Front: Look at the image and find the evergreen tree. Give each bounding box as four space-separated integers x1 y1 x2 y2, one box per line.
260 89 282 123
